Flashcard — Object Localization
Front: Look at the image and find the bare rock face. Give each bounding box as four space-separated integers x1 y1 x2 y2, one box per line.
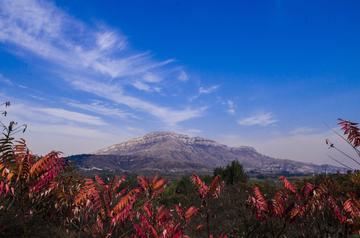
69 131 345 175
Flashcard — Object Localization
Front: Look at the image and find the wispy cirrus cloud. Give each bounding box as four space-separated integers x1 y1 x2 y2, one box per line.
70 78 206 126
0 0 204 126
237 112 277 126
189 84 220 101
66 100 137 120
35 107 106 126
95 30 127 51
1 99 129 154
5 102 106 126
0 74 13 86
199 85 219 94
132 80 161 93
143 72 162 83
226 100 236 115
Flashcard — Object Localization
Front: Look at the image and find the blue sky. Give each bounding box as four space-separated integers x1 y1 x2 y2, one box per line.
0 0 359 165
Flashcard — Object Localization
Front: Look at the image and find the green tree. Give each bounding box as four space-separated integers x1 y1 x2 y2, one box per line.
214 161 247 185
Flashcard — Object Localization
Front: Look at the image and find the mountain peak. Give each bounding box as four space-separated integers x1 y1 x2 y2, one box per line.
142 131 192 140
143 131 183 137
72 131 345 175
95 131 223 155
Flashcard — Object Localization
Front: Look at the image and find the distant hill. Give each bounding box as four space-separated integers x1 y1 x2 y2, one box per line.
68 131 345 175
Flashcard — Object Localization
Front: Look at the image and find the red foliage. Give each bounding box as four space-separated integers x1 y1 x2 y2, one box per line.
328 196 347 224
72 174 213 237
191 174 223 200
301 182 315 198
271 191 287 217
279 176 297 193
0 139 64 199
289 204 305 220
338 119 360 147
344 197 360 219
138 175 166 198
133 202 193 238
191 174 225 237
248 186 268 220
249 175 360 235
191 174 209 199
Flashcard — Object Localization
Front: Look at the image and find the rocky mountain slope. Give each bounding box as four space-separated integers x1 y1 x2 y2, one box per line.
69 131 344 175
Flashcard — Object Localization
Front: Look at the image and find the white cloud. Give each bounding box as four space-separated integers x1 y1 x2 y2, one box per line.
199 85 219 94
0 0 153 79
0 0 203 126
132 81 161 93
226 100 236 115
67 100 137 119
29 123 111 140
96 30 127 51
143 73 162 83
35 107 106 126
18 84 28 89
1 100 131 155
71 78 205 126
178 70 188 81
0 74 13 86
5 102 106 126
238 112 277 126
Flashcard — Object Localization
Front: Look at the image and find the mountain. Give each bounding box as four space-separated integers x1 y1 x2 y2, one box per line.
69 131 345 176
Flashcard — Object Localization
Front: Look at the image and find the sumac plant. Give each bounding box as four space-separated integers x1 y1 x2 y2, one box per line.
0 115 64 235
326 119 360 169
72 174 203 238
249 176 360 237
191 174 227 238
247 118 360 237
